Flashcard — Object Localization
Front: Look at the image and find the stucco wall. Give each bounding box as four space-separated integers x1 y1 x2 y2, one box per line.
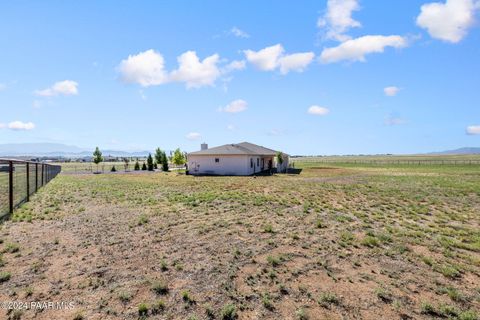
188 155 271 176
188 155 250 175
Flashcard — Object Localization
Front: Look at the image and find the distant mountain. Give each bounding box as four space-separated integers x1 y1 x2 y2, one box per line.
0 143 150 157
429 147 480 155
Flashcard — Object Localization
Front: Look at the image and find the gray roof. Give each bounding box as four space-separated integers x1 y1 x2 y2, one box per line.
188 142 278 156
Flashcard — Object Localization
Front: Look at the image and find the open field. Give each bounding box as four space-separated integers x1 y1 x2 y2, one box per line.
0 162 479 319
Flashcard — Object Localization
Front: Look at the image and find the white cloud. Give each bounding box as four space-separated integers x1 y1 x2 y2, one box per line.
118 49 168 87
466 125 480 135
384 86 401 96
416 0 479 43
227 124 236 131
385 115 405 126
244 44 314 74
0 123 5 129
308 105 330 115
223 60 246 73
169 51 221 89
7 121 35 130
230 27 250 38
118 50 224 89
35 80 79 97
320 35 408 63
219 99 248 113
278 52 315 74
318 0 361 41
244 44 284 71
186 132 201 140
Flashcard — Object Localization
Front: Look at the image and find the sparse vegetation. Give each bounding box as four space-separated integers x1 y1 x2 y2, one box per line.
1 159 480 319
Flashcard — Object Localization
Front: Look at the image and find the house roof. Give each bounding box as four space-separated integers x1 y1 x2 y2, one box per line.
188 142 279 156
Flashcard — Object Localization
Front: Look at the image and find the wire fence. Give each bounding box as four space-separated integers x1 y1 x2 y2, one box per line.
291 158 480 166
0 159 61 219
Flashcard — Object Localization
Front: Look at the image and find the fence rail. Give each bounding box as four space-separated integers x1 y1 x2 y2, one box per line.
0 159 61 219
291 158 480 165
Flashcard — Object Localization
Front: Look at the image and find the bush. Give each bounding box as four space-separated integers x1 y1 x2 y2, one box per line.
220 304 236 320
142 163 147 171
134 161 140 171
0 271 11 283
138 303 148 316
151 281 168 295
111 166 116 172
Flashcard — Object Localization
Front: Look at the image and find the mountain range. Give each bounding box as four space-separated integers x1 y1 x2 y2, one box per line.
0 143 479 157
0 143 151 157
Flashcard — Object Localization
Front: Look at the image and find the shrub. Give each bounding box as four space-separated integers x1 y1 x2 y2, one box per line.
318 292 339 307
160 259 168 271
111 166 116 172
4 242 20 253
267 255 281 267
264 224 274 233
118 291 132 303
151 281 168 295
138 303 148 316
134 161 140 171
296 308 308 320
182 290 194 304
220 303 236 320
151 300 165 314
141 163 147 171
0 271 11 283
262 293 274 310
137 214 149 226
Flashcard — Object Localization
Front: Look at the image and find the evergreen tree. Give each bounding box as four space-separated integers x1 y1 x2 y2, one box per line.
147 153 154 171
111 165 117 172
161 151 169 171
93 147 103 173
134 160 140 171
154 148 163 165
141 162 147 170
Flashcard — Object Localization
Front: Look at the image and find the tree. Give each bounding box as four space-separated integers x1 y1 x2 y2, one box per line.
154 148 163 166
111 165 117 172
93 147 103 173
123 158 130 172
141 162 147 170
276 151 284 165
172 148 186 166
134 160 140 171
161 151 169 171
147 153 154 171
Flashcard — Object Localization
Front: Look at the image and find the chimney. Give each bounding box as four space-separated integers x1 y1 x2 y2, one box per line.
201 143 208 151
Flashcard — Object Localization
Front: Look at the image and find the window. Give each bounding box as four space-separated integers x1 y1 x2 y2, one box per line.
257 158 260 167
215 158 220 163
250 158 253 168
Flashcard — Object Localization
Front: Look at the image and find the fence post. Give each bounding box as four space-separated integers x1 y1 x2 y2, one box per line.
26 162 30 202
35 163 38 191
41 164 44 186
9 161 13 214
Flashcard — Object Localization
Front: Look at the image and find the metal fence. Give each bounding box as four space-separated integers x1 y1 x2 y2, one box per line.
0 159 61 219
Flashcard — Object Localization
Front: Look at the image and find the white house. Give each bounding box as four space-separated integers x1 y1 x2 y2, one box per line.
187 142 289 176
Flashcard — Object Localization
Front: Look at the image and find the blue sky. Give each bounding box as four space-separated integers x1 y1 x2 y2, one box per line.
0 0 479 155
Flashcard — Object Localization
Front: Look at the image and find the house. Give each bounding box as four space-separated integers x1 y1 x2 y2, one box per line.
187 142 289 176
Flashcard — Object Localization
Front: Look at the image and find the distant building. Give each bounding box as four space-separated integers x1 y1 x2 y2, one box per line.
187 142 289 176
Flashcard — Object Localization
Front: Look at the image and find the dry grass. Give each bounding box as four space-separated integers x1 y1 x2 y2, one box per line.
0 163 479 319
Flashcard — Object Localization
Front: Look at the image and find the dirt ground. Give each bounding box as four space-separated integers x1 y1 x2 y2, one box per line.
0 164 479 319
